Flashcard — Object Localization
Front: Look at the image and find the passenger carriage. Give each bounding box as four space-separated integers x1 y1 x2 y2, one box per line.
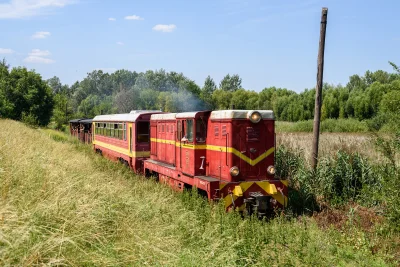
92 110 162 172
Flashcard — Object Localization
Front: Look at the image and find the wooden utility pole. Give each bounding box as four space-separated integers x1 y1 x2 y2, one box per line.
312 7 328 169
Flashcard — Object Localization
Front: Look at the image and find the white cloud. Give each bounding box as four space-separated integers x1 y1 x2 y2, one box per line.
24 56 55 63
32 31 51 39
124 15 143 20
116 41 124 45
24 49 54 64
108 17 116 21
0 48 14 54
30 49 51 56
0 0 75 19
152 24 176 33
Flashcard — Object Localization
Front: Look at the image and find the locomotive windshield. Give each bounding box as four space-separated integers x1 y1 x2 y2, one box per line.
196 119 206 143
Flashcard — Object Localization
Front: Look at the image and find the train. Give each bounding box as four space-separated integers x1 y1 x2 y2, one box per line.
69 109 288 217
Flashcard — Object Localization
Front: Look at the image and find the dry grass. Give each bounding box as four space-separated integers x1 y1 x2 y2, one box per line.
277 132 399 164
0 120 397 266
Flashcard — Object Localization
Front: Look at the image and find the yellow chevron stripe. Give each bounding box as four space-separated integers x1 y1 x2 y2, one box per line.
223 181 288 209
219 182 228 191
150 138 274 166
223 194 238 210
238 182 254 193
281 180 289 186
93 140 150 158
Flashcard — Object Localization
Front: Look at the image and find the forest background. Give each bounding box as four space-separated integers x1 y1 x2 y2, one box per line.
1 58 400 132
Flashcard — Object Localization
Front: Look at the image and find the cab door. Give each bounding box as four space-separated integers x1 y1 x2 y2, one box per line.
180 119 195 176
220 123 230 180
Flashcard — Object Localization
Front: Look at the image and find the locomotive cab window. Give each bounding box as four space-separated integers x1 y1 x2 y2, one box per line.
182 119 193 143
196 119 206 143
137 121 150 143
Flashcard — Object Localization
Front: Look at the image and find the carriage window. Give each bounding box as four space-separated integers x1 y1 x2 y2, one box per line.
196 119 206 143
137 121 150 143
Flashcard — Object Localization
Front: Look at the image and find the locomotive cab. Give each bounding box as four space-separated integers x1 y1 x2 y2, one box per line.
208 110 287 217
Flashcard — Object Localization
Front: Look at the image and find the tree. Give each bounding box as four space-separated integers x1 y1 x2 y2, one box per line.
0 59 13 118
52 92 73 129
389 61 400 74
2 66 54 126
47 76 63 94
347 74 367 91
380 91 400 114
114 88 138 113
139 89 159 110
111 69 138 91
219 74 242 92
200 75 217 108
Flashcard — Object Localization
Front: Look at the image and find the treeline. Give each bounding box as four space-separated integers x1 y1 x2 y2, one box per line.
50 62 400 131
1 58 400 131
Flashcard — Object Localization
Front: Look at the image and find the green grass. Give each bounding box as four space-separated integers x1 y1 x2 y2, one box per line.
276 118 369 133
0 119 398 266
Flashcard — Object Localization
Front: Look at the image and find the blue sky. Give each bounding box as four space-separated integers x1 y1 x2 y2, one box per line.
0 0 399 92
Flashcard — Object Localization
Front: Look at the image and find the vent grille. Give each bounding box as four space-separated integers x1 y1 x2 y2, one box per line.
222 125 227 135
214 126 219 136
246 127 260 142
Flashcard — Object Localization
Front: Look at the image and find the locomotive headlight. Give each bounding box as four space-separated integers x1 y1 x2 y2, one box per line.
230 166 240 177
267 165 275 175
249 111 262 123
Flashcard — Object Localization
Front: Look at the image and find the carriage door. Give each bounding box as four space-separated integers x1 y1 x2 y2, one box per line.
150 122 157 156
129 125 132 153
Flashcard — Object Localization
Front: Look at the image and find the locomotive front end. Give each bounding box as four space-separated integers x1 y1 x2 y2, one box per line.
209 110 288 218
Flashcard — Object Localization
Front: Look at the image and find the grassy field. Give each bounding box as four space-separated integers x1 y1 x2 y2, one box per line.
276 119 369 133
0 119 399 266
276 132 400 165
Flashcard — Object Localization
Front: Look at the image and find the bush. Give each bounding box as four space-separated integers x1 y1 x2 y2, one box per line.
276 119 368 133
321 118 368 132
276 145 383 214
366 112 400 132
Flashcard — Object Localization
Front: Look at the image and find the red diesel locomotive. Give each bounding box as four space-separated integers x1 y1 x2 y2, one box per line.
87 109 287 217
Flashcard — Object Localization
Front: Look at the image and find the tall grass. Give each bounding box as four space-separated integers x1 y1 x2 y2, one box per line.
0 119 397 266
277 118 369 133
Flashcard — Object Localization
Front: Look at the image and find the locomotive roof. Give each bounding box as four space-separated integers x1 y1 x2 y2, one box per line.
175 112 198 119
151 113 177 120
210 110 274 120
93 110 162 122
